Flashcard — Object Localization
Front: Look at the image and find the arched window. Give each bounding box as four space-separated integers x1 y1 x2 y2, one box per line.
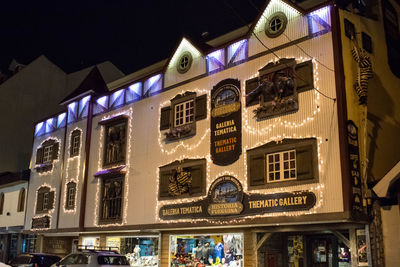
17 188 26 212
65 182 77 210
36 187 54 214
70 130 81 157
0 193 4 215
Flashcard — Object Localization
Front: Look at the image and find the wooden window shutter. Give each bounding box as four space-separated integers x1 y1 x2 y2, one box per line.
295 61 314 92
245 77 259 107
48 191 55 210
52 142 59 160
195 94 207 121
159 171 170 198
160 106 171 130
296 145 313 181
36 148 44 164
249 153 265 186
190 165 203 194
36 192 44 213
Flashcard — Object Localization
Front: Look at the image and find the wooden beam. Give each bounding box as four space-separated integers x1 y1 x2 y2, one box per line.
256 232 272 251
331 230 350 248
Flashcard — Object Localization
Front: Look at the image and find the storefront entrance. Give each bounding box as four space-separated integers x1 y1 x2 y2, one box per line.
306 235 338 267
258 232 351 267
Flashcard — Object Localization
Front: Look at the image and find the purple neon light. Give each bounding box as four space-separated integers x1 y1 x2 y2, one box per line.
45 118 54 133
35 122 44 135
57 113 66 128
96 96 108 108
128 82 141 96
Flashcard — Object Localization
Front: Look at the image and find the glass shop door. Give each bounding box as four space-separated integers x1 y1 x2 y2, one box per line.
307 235 338 267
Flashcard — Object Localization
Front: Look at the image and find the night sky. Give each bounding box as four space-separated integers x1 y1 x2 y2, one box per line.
0 0 266 75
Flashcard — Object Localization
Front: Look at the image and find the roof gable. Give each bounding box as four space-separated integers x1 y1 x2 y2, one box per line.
60 66 108 105
247 0 304 37
166 37 207 70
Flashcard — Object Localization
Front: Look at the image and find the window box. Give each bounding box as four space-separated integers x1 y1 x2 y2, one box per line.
247 138 318 189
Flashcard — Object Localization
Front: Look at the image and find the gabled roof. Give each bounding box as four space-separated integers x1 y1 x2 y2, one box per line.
163 35 213 72
246 0 306 38
60 66 109 105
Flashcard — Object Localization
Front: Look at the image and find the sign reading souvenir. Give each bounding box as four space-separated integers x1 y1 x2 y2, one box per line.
347 121 363 217
245 58 298 120
159 176 316 220
211 79 242 166
32 215 50 229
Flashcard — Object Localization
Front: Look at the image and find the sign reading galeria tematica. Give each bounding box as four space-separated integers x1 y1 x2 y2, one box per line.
210 79 242 166
159 176 316 220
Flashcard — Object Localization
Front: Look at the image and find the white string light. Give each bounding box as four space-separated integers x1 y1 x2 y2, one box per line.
94 108 133 227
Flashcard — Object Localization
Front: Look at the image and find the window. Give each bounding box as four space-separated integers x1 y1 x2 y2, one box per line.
266 150 296 183
0 193 4 215
247 138 318 188
159 159 206 199
265 12 287 38
17 188 26 212
70 130 81 157
66 182 76 210
35 139 59 172
36 187 54 213
177 52 193 74
103 119 127 166
382 0 400 77
43 145 53 163
100 176 124 223
160 92 207 141
174 99 194 127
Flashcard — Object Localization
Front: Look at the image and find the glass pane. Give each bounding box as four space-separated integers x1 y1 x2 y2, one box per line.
290 160 295 168
291 170 296 178
275 163 280 170
269 173 274 181
290 151 295 159
268 155 274 162
275 154 280 161
275 172 280 180
284 152 288 160
269 164 274 171
284 171 289 179
284 161 289 169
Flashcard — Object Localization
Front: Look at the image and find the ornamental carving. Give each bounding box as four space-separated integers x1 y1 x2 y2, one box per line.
246 58 298 119
168 166 192 196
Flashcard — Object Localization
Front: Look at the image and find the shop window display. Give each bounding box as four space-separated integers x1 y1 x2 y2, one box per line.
169 233 243 267
106 236 158 266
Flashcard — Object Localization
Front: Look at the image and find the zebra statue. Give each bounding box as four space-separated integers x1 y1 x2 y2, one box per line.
351 45 373 105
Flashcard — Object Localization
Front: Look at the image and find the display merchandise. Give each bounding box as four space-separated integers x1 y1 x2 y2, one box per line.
169 233 243 267
106 236 158 266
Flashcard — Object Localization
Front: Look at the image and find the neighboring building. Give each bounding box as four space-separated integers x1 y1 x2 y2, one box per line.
0 170 30 263
0 55 124 173
22 0 400 267
338 0 400 266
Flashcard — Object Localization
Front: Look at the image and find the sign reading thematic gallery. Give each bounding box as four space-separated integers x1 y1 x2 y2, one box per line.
210 79 242 166
159 176 316 220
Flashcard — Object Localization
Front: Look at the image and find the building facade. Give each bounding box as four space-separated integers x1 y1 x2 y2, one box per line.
23 0 400 266
0 171 31 263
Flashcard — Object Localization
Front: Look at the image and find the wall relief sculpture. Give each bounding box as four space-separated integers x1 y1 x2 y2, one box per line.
246 58 298 120
168 166 193 196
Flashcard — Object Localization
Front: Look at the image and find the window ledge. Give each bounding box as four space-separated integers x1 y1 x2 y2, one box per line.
249 179 318 190
98 114 128 125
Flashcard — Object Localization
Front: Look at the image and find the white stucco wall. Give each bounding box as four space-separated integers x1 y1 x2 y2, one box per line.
381 205 400 267
0 182 28 227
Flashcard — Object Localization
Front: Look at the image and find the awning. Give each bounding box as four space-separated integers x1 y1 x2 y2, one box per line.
94 165 126 177
373 161 400 198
